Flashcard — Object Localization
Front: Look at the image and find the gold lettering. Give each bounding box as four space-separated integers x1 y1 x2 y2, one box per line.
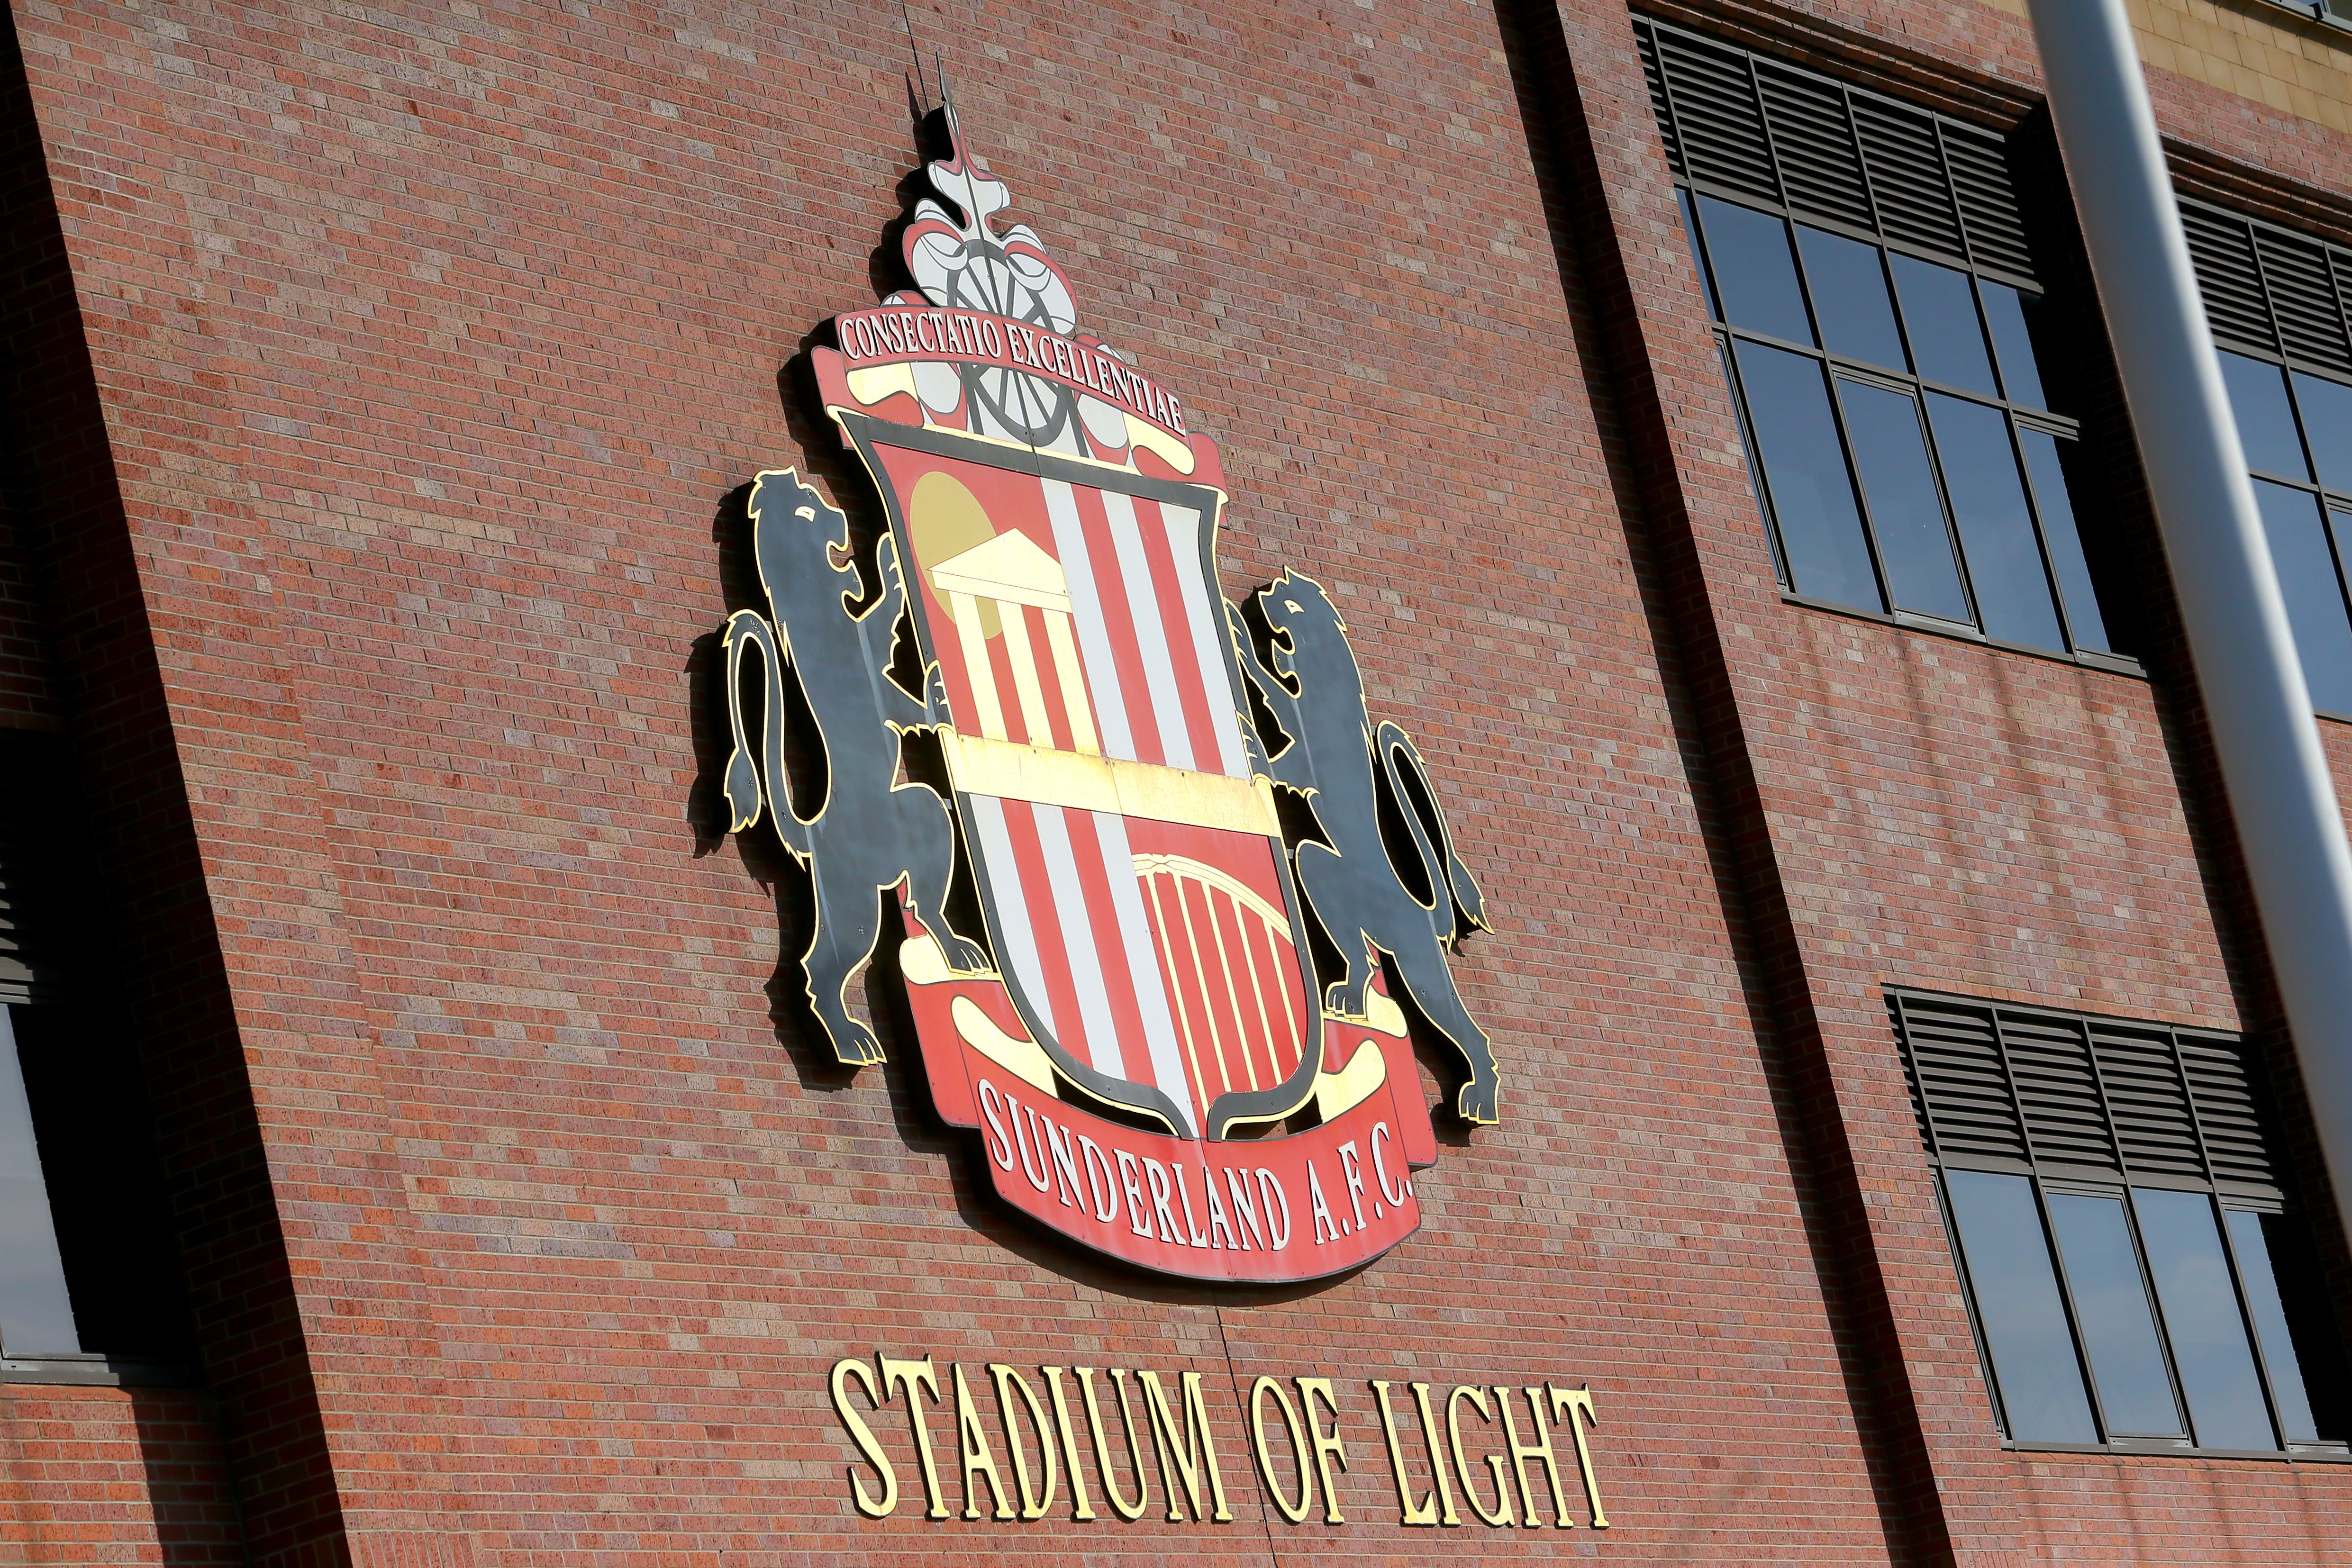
830 1358 897 1518
1369 1379 1439 1525
1139 1369 1232 1522
1040 1367 1098 1521
878 1354 949 1520
1295 1377 1349 1524
1445 1385 1515 1526
989 1363 1059 1520
1410 1381 1462 1525
953 1363 1014 1520
1497 1384 1572 1527
1551 1386 1610 1529
1080 1367 1151 1521
1247 1375 1314 1524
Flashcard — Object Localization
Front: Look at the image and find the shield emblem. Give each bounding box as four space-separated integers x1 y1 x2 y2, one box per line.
839 414 1322 1142
726 100 1481 1281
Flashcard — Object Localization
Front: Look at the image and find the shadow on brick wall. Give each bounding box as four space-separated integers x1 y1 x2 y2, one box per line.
0 10 345 1567
128 1390 249 1567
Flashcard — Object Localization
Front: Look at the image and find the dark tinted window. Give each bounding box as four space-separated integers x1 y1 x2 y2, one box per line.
2047 1191 2183 1437
2252 481 2352 716
2019 430 2112 654
1643 23 2129 665
1890 253 1998 398
1932 394 2064 651
1979 281 2048 410
2221 351 2311 481
1799 225 1906 371
1735 341 1881 609
2227 1209 2325 1444
2291 372 2352 494
1699 195 1812 346
1678 189 1720 320
1945 1170 2098 1444
1842 381 1969 621
1895 991 2351 1458
2135 1188 2277 1452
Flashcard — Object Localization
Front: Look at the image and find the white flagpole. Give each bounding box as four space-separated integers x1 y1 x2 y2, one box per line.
2025 0 2352 1218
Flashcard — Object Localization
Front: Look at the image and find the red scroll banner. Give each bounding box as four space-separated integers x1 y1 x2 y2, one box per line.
833 304 1189 441
900 924 1436 1283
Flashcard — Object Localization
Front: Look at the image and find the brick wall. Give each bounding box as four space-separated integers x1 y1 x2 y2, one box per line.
0 1386 242 1565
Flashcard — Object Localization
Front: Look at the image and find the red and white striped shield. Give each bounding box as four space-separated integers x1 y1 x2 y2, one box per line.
844 419 1322 1142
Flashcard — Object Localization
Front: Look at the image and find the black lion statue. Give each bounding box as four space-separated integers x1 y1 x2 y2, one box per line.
1229 572 1498 1124
721 468 987 1065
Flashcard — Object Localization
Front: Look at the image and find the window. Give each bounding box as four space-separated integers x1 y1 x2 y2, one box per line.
0 731 194 1378
2182 202 2352 720
1895 990 2351 1457
1637 20 2130 666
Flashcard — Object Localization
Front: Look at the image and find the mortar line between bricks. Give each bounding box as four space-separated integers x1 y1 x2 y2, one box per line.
1212 1304 1280 1565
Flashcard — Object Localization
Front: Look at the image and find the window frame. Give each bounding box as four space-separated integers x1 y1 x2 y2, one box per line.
2214 372 2352 726
2184 194 2352 723
1893 988 2352 1462
1646 18 2142 676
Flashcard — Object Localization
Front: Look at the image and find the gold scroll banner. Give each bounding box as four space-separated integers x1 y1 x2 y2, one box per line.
941 730 1280 838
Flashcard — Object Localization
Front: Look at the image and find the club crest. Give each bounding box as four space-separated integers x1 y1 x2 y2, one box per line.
717 95 1494 1281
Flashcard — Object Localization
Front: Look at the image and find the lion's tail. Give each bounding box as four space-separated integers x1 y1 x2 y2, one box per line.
1374 721 1488 943
722 609 813 856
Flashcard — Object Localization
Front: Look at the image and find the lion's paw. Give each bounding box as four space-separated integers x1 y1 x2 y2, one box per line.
1454 1076 1499 1126
940 935 991 975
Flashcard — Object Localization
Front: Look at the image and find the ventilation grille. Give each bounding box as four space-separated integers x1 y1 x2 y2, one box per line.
1755 62 1870 231
2258 231 2352 376
2181 199 2352 380
2004 1008 2119 1175
1638 17 2032 281
1900 997 2028 1165
1636 27 1683 181
2093 1023 2205 1182
2183 207 2276 353
1945 126 2034 280
1893 993 2284 1196
2181 1034 2278 1190
0 825 30 1005
1644 23 1777 201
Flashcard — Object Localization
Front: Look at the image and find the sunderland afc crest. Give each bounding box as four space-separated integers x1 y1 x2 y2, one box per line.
718 97 1493 1282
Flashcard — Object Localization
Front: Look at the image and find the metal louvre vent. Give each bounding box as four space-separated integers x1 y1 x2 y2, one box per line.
1897 996 2027 1164
1636 27 1684 181
0 734 65 1006
1754 62 1871 232
2183 204 2281 356
1636 18 2032 282
1892 992 2286 1198
1645 24 1777 201
1852 99 1965 259
1944 126 2034 280
2180 1034 2279 1190
2255 231 2352 377
0 825 31 1006
2002 1010 2118 1176
2091 1023 2205 1182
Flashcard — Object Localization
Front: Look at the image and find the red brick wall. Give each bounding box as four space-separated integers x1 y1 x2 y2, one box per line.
0 1386 242 1564
4 0 2352 1563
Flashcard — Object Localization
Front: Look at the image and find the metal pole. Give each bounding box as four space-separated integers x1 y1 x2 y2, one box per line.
2025 0 2352 1219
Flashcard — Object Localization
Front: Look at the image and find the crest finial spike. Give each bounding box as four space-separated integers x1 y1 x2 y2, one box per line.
905 5 928 109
